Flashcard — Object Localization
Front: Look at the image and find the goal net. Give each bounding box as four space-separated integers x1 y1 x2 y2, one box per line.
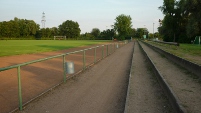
54 36 66 40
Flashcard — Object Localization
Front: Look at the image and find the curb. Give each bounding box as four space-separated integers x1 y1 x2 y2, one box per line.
139 41 187 113
123 41 135 113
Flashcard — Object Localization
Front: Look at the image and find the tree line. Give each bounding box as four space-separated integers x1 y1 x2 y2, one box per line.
0 18 81 40
0 17 39 39
158 0 201 43
0 14 145 40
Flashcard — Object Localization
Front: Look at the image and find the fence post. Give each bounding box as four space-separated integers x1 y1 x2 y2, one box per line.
17 66 23 110
110 44 112 55
94 47 96 64
114 43 115 52
107 45 108 56
63 55 66 83
102 45 104 59
83 50 86 70
108 44 110 55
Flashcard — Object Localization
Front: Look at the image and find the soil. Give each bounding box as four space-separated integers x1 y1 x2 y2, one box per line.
139 41 201 113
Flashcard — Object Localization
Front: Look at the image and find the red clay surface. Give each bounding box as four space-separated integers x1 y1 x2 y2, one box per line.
0 42 124 113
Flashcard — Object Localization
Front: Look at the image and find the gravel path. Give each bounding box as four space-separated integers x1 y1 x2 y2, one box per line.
16 42 134 113
139 41 201 113
126 42 173 113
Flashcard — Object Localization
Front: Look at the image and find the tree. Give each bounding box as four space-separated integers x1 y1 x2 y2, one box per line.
91 28 100 39
40 28 46 38
14 18 39 38
1 21 11 38
130 28 136 38
10 19 20 38
0 18 39 39
158 0 201 43
113 14 132 40
51 27 59 36
135 28 146 38
80 32 95 40
45 28 52 38
184 0 201 37
0 22 2 37
159 0 181 42
58 20 81 39
159 0 176 16
98 29 116 40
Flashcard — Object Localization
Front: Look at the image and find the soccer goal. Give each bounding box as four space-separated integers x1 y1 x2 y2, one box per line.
54 36 66 40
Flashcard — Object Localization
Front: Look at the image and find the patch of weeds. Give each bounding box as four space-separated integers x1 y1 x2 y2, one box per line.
71 76 79 81
187 75 201 85
181 89 193 92
157 91 167 100
161 54 166 58
197 80 201 84
171 46 178 50
191 86 196 88
147 66 152 72
147 66 158 86
171 61 200 82
157 90 174 113
182 104 188 108
185 71 199 80
184 70 200 82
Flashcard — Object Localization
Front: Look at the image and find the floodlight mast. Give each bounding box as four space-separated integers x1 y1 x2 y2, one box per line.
153 23 155 39
41 12 46 28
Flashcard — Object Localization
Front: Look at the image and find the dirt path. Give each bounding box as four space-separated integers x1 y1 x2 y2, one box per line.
126 42 173 113
13 42 134 113
139 41 201 113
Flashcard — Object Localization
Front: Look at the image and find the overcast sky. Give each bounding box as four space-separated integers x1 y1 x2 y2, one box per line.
0 0 164 33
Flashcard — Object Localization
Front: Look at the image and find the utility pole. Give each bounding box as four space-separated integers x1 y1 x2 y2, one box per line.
153 23 155 39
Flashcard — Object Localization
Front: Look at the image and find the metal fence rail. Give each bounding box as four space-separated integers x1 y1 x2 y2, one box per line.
0 41 126 112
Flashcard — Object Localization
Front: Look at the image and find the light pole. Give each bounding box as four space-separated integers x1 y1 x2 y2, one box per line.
153 23 155 39
143 25 146 39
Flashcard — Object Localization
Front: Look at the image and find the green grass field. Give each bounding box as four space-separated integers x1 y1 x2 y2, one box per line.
148 41 201 56
179 44 201 56
147 41 201 64
0 40 109 57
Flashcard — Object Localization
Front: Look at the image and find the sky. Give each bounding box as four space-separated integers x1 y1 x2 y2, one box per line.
0 0 164 34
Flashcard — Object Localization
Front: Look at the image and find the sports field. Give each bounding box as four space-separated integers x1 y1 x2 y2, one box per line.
0 40 109 57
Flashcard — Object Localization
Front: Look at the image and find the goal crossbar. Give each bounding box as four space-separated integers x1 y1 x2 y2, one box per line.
54 36 66 40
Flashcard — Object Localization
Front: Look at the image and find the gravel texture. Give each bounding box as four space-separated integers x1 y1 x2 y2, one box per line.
139 41 201 113
126 41 173 113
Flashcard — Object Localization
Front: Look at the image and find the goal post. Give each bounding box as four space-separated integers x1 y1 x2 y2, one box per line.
54 36 66 40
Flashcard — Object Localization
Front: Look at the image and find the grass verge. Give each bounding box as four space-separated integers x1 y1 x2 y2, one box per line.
147 41 201 65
